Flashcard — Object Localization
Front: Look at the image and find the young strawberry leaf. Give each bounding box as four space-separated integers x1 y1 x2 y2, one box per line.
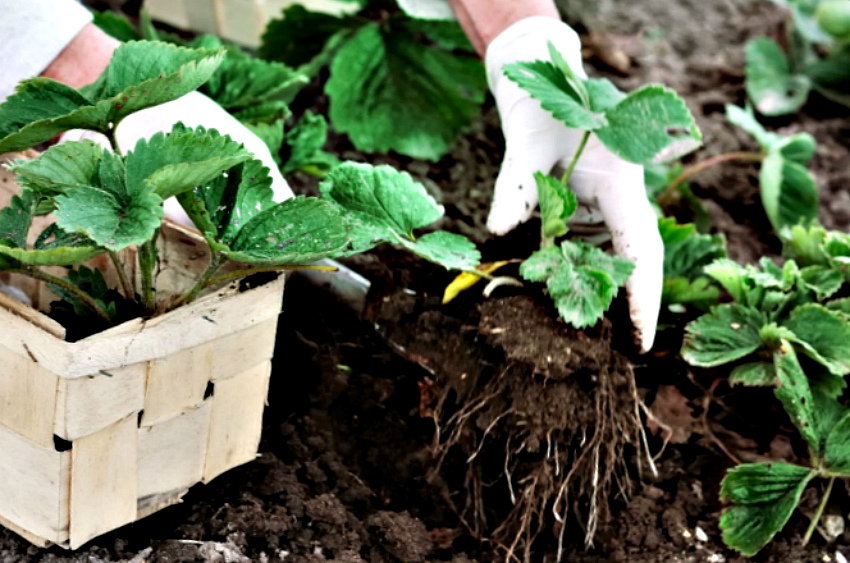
681 304 768 367
520 241 634 328
745 38 812 116
319 162 480 270
0 191 102 266
178 158 349 265
536 172 577 240
326 22 486 161
659 218 726 308
784 224 828 267
595 85 703 163
759 150 819 233
54 150 163 252
783 304 850 376
719 462 814 556
730 362 776 386
704 258 750 304
124 126 252 200
825 411 850 473
282 111 339 175
503 61 605 130
0 41 224 153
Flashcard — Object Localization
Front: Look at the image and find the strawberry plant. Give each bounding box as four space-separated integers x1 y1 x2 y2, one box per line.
658 218 727 311
260 1 486 161
681 227 850 555
746 0 850 115
498 43 702 327
0 39 479 335
658 104 819 235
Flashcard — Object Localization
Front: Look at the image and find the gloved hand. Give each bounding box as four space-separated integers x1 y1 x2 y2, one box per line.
61 91 294 225
485 17 663 352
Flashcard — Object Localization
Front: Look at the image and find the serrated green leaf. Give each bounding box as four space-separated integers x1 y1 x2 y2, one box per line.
260 5 361 69
799 265 843 298
536 172 576 239
320 162 444 250
776 133 817 165
745 38 812 116
54 150 162 251
784 224 828 266
725 104 779 149
586 78 626 113
704 259 751 303
760 150 819 233
11 140 104 196
660 218 727 280
282 111 338 175
224 196 351 265
0 41 224 153
93 11 141 42
730 362 776 386
825 411 850 473
125 126 252 200
596 85 702 163
682 304 768 367
399 231 481 271
520 241 634 328
719 462 813 556
663 277 721 309
326 22 485 160
504 60 604 131
827 297 850 316
774 341 819 450
783 303 850 376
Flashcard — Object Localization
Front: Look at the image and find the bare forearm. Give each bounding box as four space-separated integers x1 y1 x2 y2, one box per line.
41 24 119 88
448 0 560 56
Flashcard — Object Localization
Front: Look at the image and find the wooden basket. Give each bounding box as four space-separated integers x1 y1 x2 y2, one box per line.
144 0 359 47
0 155 285 549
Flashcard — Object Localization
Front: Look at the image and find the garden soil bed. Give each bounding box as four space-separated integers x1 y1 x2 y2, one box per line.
4 0 850 561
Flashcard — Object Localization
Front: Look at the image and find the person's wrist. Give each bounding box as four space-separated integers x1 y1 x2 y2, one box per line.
41 24 119 89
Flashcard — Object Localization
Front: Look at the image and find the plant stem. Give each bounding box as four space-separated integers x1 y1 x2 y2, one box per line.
168 253 224 312
104 128 120 153
560 131 591 187
11 267 111 323
802 476 835 546
108 251 134 298
139 231 159 314
661 151 764 202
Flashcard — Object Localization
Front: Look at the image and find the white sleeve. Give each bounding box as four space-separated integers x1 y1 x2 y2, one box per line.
0 0 93 102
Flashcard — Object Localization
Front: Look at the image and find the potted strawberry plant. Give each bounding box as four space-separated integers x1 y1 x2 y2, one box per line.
0 39 479 549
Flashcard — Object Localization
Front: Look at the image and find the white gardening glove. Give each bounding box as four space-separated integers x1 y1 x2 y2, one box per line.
485 17 663 352
60 91 294 225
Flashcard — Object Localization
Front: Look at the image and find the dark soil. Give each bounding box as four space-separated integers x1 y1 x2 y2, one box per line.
6 0 850 562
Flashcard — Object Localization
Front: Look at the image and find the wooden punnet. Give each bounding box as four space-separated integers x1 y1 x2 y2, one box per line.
0 155 285 549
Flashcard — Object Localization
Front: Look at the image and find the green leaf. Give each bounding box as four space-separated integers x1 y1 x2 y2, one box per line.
399 231 481 271
520 241 634 328
260 5 360 69
774 341 819 451
825 411 850 473
245 119 285 162
536 172 576 240
719 462 814 556
124 126 252 200
586 78 626 113
0 41 224 153
663 277 721 309
784 303 850 376
681 304 768 367
93 11 141 42
660 218 726 280
326 22 485 160
282 111 339 175
54 150 163 251
725 104 779 149
704 259 750 303
783 224 828 266
776 133 817 165
503 61 605 130
11 140 104 196
407 19 477 53
759 150 819 233
799 265 843 298
224 196 351 265
730 362 776 386
0 192 103 266
596 85 702 163
745 38 811 116
320 162 444 250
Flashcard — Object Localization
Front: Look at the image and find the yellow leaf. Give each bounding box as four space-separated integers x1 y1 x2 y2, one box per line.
442 261 511 304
